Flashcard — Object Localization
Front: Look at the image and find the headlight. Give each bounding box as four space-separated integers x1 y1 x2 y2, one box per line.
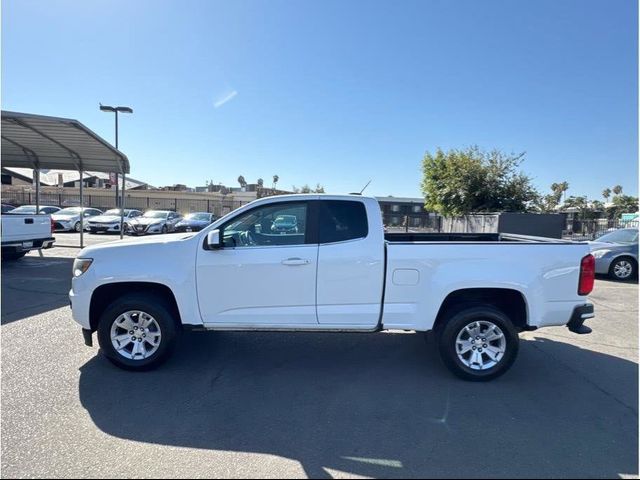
73 258 93 277
592 249 610 259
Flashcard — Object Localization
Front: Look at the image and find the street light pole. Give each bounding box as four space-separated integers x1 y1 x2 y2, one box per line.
100 104 133 239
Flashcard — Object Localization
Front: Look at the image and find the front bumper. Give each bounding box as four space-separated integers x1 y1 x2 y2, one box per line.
87 222 122 233
567 304 594 334
129 224 164 235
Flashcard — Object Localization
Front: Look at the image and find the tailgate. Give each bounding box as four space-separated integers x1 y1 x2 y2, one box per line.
1 214 52 244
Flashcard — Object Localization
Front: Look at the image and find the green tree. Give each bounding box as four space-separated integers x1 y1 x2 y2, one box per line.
607 195 639 219
602 188 611 201
421 146 538 216
613 185 623 195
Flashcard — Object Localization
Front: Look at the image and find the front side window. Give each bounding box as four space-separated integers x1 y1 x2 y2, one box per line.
318 200 368 244
222 202 308 248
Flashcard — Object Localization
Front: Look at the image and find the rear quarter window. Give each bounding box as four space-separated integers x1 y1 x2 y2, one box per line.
319 200 368 244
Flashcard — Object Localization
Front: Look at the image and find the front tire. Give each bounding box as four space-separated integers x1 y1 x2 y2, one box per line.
74 221 82 232
161 225 168 234
436 306 519 381
97 293 179 371
609 256 636 281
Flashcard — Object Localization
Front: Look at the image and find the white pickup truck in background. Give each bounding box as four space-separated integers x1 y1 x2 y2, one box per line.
1 212 55 260
70 194 596 381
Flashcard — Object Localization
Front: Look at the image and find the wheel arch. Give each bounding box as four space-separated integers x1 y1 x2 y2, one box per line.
89 281 182 332
433 287 529 333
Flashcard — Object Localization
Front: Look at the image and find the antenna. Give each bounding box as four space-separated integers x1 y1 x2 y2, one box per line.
359 180 372 195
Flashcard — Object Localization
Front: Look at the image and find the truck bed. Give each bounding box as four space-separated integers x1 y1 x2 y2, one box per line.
385 232 577 243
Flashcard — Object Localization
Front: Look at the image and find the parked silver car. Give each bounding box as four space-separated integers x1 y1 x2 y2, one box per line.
589 228 638 281
51 207 103 232
127 210 182 235
86 209 143 234
9 205 61 215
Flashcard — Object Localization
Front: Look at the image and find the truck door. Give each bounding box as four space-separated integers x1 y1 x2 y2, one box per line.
196 200 319 326
316 199 385 327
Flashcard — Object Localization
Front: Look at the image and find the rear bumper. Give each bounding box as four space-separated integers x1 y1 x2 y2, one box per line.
567 303 594 334
1 237 55 252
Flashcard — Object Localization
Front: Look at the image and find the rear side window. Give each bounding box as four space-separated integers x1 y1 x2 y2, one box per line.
319 200 368 244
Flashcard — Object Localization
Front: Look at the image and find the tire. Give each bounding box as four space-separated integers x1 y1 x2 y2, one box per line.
608 256 636 281
2 251 27 261
161 225 168 234
436 305 519 382
74 221 82 232
97 293 179 371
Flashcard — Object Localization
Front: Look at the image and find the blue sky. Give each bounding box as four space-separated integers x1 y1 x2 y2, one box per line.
2 0 638 199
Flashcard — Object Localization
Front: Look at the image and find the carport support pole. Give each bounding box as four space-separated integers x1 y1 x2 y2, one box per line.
120 173 126 239
79 170 84 249
34 169 40 213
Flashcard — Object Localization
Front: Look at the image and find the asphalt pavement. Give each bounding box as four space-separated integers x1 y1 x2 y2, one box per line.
1 235 638 478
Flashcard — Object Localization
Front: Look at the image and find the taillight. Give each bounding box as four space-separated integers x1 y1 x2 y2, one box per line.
578 254 595 295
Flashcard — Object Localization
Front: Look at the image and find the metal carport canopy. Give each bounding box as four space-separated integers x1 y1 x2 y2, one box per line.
1 110 129 174
1 110 131 248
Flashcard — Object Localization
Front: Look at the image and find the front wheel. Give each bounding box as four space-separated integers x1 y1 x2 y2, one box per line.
436 306 519 381
609 257 636 281
74 221 82 232
161 225 168 234
97 293 179 371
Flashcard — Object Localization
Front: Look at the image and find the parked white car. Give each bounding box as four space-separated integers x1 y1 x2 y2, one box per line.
86 209 143 234
9 205 61 215
127 210 182 235
70 195 596 381
52 207 103 232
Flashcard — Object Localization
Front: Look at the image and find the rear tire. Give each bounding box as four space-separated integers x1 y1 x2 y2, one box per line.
97 293 179 371
436 305 519 381
2 251 27 261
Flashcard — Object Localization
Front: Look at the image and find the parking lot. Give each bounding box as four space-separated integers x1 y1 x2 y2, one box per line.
1 234 638 479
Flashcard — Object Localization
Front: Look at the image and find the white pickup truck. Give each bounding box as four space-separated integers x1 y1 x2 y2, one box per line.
70 194 595 381
1 213 55 260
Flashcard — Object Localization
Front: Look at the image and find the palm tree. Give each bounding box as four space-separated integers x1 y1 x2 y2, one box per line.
602 188 611 201
559 181 569 203
237 175 246 188
613 185 623 196
272 175 279 189
257 178 264 188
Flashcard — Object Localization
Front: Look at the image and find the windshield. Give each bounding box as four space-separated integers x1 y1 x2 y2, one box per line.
185 213 211 221
143 211 169 219
10 206 37 214
56 207 82 215
595 229 639 244
103 209 122 216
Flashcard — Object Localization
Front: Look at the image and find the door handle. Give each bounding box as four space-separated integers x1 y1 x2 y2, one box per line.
282 257 311 266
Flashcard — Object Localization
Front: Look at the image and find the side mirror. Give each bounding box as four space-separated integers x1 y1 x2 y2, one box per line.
206 229 222 250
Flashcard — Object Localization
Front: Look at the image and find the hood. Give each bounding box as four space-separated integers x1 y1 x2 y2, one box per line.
89 215 122 223
130 217 166 226
177 218 209 226
78 232 195 257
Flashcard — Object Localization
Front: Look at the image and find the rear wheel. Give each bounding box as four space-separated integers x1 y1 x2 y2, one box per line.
436 305 519 381
97 293 179 371
2 251 27 261
609 257 636 281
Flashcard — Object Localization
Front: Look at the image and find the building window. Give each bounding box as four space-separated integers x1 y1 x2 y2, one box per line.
391 204 400 212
